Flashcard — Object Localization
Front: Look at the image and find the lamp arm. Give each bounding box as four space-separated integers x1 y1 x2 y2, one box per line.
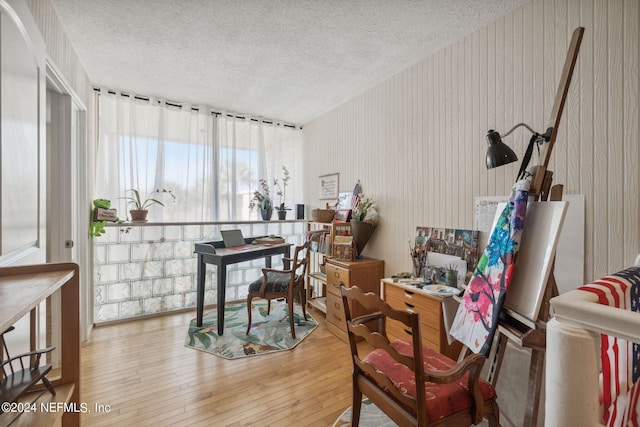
502 122 538 138
503 123 554 142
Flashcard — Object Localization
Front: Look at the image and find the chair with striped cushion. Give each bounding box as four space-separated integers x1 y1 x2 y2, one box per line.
340 285 500 427
246 242 309 339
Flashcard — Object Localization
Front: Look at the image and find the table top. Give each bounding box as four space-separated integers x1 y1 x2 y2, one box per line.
382 277 461 299
195 239 291 255
0 267 76 333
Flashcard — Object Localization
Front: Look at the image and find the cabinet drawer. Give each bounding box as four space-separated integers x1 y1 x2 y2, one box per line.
387 318 412 342
326 263 351 294
326 279 344 297
385 292 440 326
326 293 346 331
386 285 441 314
387 320 440 352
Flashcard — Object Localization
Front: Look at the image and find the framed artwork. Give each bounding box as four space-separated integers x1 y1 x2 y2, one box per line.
415 226 480 277
319 173 339 200
333 209 352 223
336 192 352 209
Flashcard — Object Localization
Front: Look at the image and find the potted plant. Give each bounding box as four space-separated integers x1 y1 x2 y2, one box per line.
249 179 273 220
274 165 291 220
122 188 175 222
350 181 379 255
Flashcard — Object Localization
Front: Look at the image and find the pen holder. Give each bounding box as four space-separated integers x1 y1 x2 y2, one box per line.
445 270 458 287
411 253 427 279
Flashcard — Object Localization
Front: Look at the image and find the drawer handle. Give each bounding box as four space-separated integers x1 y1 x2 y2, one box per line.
404 291 415 298
332 281 345 289
403 328 413 336
333 271 340 278
334 302 341 309
332 313 341 321
404 303 415 313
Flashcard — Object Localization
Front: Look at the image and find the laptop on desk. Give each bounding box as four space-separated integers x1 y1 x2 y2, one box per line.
221 229 247 248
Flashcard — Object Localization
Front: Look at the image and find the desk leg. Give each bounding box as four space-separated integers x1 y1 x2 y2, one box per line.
267 246 291 269
196 254 205 327
217 264 227 335
285 246 291 267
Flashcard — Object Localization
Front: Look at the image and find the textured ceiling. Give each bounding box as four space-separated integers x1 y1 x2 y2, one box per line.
51 0 528 125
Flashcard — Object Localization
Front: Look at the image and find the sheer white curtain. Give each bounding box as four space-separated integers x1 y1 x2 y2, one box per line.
95 91 216 221
216 115 303 221
95 91 303 221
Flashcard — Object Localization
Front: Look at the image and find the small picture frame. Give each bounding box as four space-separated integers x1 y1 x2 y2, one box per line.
336 192 352 209
319 173 339 200
333 209 352 223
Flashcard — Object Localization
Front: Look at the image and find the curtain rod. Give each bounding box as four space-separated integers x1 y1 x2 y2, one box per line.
93 87 299 129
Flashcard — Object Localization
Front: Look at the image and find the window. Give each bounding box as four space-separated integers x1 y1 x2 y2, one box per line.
95 91 302 222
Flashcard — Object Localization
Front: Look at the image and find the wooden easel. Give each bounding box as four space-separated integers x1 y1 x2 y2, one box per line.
484 27 585 427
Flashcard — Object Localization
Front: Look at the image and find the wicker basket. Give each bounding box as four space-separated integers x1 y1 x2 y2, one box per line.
312 208 335 223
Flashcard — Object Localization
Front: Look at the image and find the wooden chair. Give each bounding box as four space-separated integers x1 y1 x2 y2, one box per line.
246 242 310 339
340 285 500 427
0 326 56 404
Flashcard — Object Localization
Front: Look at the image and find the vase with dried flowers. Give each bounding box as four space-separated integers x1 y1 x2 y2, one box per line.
349 180 379 255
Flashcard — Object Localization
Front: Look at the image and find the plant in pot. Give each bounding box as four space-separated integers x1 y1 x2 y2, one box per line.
350 182 379 255
122 189 175 222
249 179 273 220
274 165 291 220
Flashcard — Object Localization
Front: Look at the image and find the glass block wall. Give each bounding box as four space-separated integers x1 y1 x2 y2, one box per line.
93 221 307 323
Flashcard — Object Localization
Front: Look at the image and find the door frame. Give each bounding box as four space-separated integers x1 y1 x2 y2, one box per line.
46 60 92 341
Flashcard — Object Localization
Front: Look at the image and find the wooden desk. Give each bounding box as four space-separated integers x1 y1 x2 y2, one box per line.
0 263 80 427
194 239 292 333
381 278 462 359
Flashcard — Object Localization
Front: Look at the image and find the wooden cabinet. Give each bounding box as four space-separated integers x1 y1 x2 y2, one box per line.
325 258 384 340
382 279 462 359
0 263 80 427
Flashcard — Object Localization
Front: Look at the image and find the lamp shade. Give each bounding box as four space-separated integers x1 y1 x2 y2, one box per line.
485 129 518 169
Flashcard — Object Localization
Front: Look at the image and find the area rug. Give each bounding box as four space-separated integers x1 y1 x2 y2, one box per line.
185 301 317 359
334 400 489 426
333 399 394 426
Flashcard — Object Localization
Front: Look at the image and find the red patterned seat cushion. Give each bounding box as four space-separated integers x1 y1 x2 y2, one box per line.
362 340 496 421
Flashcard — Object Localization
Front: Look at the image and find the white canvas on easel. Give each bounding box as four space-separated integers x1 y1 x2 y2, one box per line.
489 201 568 325
476 194 584 295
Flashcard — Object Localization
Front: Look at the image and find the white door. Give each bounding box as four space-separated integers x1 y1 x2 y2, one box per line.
1 0 47 266
1 0 48 355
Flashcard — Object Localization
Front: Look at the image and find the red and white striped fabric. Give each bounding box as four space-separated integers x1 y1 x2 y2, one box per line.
351 181 361 212
579 267 640 427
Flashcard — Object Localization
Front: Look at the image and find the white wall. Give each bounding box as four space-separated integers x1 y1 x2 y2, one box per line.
303 0 639 284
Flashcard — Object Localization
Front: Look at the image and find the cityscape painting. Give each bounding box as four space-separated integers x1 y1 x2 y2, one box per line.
415 226 480 276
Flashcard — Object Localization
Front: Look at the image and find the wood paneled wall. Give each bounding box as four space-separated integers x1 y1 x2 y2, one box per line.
303 0 639 284
25 0 92 106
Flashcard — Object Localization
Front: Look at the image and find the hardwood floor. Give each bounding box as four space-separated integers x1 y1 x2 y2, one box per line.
80 306 354 426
